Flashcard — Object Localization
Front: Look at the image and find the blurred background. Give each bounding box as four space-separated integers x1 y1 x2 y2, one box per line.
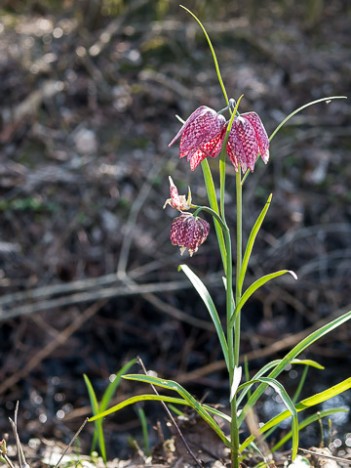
0 0 350 462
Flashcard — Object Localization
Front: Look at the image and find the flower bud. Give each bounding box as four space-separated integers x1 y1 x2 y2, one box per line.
163 176 192 211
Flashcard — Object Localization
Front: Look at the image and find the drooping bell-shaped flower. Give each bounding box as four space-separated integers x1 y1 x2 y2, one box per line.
163 176 192 211
169 106 226 171
170 213 210 256
227 112 269 173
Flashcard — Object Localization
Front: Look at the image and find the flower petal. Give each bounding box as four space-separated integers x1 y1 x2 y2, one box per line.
170 214 210 256
163 176 192 211
242 112 270 164
228 116 259 172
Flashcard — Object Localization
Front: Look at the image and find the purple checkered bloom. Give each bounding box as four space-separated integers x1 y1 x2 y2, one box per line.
170 213 210 256
227 112 269 173
169 106 226 171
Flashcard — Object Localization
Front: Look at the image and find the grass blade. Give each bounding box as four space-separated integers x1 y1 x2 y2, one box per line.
122 374 230 446
179 264 229 369
100 358 137 412
232 270 297 324
237 358 324 407
239 194 272 292
240 377 351 452
272 407 348 452
89 394 191 420
201 159 227 271
269 96 347 142
83 374 107 462
180 5 229 105
136 406 150 456
238 309 351 427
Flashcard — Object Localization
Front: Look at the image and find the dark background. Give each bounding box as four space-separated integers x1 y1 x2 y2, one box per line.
0 0 350 462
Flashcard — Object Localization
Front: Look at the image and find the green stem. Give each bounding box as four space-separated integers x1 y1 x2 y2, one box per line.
234 170 243 361
229 169 243 468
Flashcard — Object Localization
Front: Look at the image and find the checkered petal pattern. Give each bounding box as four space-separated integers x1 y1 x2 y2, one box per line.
169 106 226 171
170 213 210 256
227 112 269 173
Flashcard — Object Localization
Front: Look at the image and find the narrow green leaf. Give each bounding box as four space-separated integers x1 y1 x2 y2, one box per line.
201 159 227 271
136 407 150 456
239 194 272 292
269 96 347 142
84 374 107 462
122 374 230 446
84 374 99 415
236 376 299 458
100 358 137 412
89 394 191 421
232 270 297 324
240 377 351 452
237 359 324 407
238 309 351 427
258 377 299 460
180 6 229 104
179 264 229 369
272 408 348 452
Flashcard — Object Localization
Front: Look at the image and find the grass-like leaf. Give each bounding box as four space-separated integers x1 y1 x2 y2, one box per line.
240 377 351 452
238 193 272 292
99 358 137 413
89 394 192 420
84 357 136 461
237 358 324 407
83 374 107 462
179 264 229 369
180 5 229 105
232 270 297 324
136 406 150 456
269 96 347 142
238 377 299 459
122 374 230 446
272 407 348 452
201 159 227 270
238 309 351 427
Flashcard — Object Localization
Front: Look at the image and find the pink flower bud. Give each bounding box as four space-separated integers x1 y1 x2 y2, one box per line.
163 176 192 211
169 106 226 171
227 112 269 173
170 213 210 256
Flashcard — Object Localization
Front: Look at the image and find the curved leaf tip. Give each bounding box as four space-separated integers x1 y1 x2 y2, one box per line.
288 270 298 280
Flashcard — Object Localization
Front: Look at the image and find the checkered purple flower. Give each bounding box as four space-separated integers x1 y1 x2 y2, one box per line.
170 213 210 256
169 106 226 171
227 112 269 173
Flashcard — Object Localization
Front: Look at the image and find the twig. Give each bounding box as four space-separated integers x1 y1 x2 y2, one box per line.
0 277 221 322
53 418 89 468
299 447 351 466
137 357 204 468
9 402 29 468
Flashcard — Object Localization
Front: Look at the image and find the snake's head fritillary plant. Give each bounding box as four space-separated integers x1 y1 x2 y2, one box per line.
168 105 226 171
227 111 270 173
170 213 210 256
88 7 349 468
163 176 192 211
